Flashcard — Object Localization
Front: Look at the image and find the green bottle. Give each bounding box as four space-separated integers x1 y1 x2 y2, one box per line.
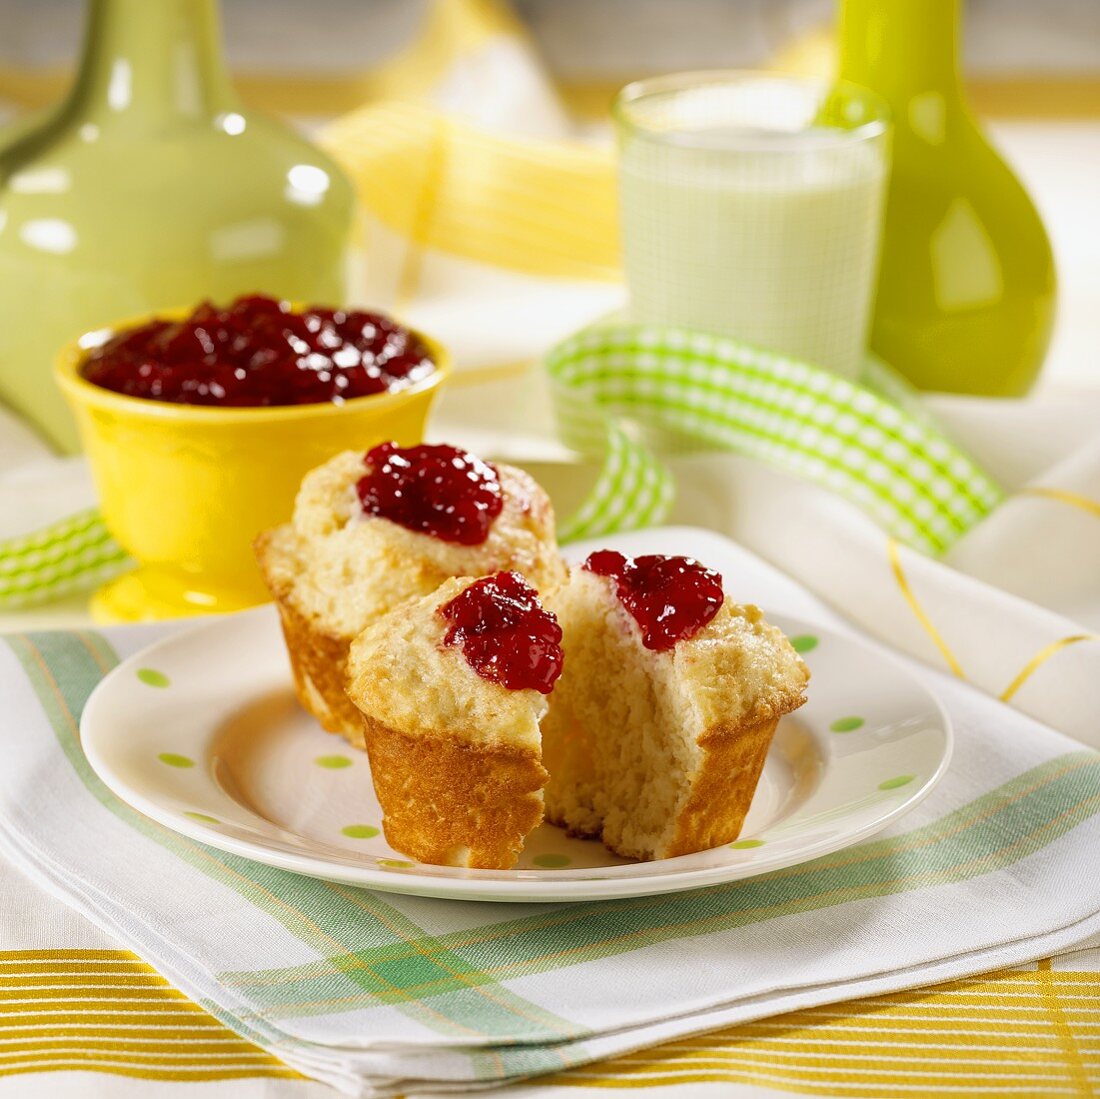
838 0 1055 395
0 0 356 452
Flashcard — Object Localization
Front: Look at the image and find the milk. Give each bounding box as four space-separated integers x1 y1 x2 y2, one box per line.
618 125 888 378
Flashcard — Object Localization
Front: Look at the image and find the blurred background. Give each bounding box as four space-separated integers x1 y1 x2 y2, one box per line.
2 0 1096 389
2 0 1099 114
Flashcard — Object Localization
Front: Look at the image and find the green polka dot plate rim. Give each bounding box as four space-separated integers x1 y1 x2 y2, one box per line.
879 775 916 791
830 716 865 733
533 853 573 869
136 668 170 688
315 755 353 770
157 752 194 769
77 527 951 902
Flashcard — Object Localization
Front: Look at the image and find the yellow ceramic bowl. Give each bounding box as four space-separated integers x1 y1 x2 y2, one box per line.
56 310 450 623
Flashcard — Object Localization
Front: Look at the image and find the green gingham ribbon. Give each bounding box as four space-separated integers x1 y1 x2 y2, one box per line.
546 323 1004 555
0 509 128 609
0 324 1002 608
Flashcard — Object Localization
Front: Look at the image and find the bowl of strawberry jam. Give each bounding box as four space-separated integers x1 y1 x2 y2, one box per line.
55 295 449 622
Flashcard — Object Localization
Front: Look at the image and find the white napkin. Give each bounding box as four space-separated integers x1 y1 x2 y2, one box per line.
1 530 1098 1096
947 434 1100 626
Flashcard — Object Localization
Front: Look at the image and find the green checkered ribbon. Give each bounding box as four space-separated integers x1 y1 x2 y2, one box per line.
546 323 1003 555
0 509 128 609
0 324 1001 608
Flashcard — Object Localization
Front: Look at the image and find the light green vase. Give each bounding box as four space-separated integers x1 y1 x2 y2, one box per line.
0 0 356 452
838 0 1056 395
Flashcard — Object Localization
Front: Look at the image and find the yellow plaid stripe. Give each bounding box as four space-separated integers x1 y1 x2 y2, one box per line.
0 950 298 1082
4 950 1098 1094
547 966 1100 1094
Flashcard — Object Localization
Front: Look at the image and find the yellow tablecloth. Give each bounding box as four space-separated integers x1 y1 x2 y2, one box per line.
4 848 1098 1096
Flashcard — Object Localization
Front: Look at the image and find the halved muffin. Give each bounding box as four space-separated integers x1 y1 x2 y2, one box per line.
542 551 809 861
346 572 563 869
255 443 565 744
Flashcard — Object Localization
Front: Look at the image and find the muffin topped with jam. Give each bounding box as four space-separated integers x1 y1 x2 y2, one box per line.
541 551 809 861
346 572 563 869
255 442 566 743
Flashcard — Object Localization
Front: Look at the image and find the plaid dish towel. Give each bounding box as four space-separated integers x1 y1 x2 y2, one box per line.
1 534 1098 1097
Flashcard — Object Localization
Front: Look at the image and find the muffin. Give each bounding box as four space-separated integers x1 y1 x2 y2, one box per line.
542 550 809 861
255 442 566 743
346 572 563 869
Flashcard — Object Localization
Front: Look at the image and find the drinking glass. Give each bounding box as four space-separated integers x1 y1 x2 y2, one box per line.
615 71 890 378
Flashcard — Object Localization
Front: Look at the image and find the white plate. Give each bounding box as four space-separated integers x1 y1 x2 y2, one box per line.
82 529 952 903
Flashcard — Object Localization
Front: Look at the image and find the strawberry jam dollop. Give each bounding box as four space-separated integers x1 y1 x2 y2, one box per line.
356 442 504 545
584 550 724 651
439 572 563 694
81 294 435 406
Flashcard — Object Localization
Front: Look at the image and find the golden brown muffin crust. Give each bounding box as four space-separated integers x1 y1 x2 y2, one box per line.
360 716 548 870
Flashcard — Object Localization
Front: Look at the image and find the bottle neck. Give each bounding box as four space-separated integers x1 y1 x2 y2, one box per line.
838 0 964 105
67 0 237 124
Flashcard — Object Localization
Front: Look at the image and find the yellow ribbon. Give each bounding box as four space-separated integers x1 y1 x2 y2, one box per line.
1000 634 1098 703
887 538 966 678
1019 486 1100 520
321 102 619 282
889 536 1100 706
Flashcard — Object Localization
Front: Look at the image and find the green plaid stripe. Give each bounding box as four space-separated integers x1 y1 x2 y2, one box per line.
4 631 583 1063
220 753 1100 1016
7 629 1100 1063
0 509 129 608
545 324 1003 554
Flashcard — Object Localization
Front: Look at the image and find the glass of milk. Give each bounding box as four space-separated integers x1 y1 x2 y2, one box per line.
615 72 890 379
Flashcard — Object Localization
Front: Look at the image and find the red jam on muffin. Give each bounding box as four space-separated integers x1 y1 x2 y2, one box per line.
81 294 436 406
439 571 564 693
583 550 724 651
356 443 504 546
